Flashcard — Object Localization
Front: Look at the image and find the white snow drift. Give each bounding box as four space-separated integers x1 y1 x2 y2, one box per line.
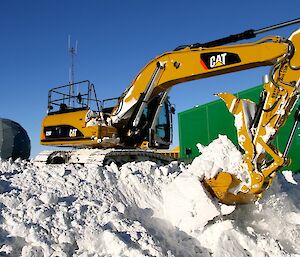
0 135 299 257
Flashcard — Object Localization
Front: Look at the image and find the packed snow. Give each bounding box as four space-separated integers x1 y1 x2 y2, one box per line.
0 136 299 257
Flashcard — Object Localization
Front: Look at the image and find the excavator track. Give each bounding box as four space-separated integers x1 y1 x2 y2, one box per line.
34 149 176 167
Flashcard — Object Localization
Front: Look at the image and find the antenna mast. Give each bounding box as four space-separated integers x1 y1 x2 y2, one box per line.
68 35 78 107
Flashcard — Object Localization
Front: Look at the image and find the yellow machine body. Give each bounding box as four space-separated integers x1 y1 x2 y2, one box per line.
40 22 300 204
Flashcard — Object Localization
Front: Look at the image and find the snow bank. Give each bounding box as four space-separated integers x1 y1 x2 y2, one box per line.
0 137 299 256
188 135 247 182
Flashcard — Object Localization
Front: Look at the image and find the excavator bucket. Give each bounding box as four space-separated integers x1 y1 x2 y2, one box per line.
201 92 266 204
203 172 262 205
204 80 299 204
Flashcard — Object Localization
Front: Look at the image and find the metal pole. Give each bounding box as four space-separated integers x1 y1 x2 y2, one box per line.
175 18 300 50
255 18 300 35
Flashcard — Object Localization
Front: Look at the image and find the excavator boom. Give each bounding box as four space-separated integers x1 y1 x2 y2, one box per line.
112 36 288 125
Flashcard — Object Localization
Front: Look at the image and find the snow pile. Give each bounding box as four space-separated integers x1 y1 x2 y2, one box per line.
0 136 299 257
188 135 247 182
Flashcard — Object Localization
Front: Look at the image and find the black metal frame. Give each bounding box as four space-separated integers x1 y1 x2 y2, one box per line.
47 80 101 113
47 80 120 116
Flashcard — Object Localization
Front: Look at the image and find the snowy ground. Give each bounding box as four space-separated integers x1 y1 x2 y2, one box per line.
0 136 299 257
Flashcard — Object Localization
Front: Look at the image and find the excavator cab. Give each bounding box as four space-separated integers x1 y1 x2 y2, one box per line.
150 97 174 148
142 95 174 149
41 80 174 150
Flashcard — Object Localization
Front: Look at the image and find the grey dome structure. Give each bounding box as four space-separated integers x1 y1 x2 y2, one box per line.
0 118 31 160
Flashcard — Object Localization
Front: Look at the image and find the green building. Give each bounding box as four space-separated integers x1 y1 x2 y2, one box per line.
178 85 300 172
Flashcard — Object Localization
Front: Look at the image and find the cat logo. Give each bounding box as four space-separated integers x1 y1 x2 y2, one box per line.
209 53 227 68
200 52 241 70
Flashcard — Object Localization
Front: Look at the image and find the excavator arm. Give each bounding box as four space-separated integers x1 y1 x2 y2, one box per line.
111 24 300 204
206 30 300 204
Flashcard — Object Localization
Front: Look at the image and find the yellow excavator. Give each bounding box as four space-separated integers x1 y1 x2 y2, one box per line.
36 18 300 204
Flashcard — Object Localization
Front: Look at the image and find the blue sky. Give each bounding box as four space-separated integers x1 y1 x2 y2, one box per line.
1 0 300 157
